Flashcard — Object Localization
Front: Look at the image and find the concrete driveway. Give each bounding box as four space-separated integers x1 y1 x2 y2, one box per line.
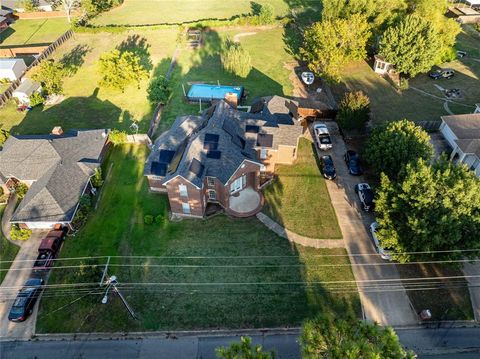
0 230 48 340
315 122 417 326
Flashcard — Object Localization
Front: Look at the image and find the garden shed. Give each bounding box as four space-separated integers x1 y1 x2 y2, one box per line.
0 58 26 81
12 78 42 104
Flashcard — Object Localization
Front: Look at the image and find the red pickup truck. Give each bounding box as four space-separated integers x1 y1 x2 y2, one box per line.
32 229 67 271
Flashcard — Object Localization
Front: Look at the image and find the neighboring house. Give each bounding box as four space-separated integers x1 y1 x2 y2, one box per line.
0 128 110 229
144 97 305 218
12 78 42 104
0 58 26 81
0 15 8 32
2 0 53 12
440 113 480 176
0 9 15 23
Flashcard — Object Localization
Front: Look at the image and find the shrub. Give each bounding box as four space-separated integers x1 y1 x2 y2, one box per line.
29 92 45 107
14 182 28 199
337 91 370 131
144 215 154 224
155 214 164 224
147 76 172 105
22 0 37 11
398 77 409 91
221 40 252 78
72 194 93 229
32 60 65 96
108 129 127 145
257 3 275 24
0 129 9 147
91 168 104 188
10 225 32 241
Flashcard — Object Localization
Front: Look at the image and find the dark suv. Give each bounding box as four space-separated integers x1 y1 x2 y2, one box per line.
8 278 44 322
355 183 374 211
344 150 362 176
429 69 454 80
320 155 336 180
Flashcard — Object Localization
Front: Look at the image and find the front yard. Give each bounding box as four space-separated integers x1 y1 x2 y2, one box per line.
36 144 360 333
263 138 342 239
0 18 70 46
0 205 20 284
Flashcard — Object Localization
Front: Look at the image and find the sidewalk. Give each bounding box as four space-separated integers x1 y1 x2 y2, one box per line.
463 262 480 322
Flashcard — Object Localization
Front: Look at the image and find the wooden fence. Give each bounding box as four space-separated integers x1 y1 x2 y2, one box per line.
0 29 73 107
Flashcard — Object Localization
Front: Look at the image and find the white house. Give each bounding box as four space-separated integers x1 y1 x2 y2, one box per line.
12 78 42 104
440 114 480 176
0 58 27 81
1 0 53 12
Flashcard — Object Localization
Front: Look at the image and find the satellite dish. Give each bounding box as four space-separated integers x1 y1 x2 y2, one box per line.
301 72 315 85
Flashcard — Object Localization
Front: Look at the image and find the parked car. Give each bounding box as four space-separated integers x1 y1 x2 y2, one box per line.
428 69 455 80
32 230 65 271
313 123 332 150
320 155 336 180
344 150 362 176
369 222 392 261
8 278 44 322
355 183 374 211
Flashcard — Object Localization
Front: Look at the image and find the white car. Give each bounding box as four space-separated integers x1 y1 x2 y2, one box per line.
369 222 392 261
313 123 332 150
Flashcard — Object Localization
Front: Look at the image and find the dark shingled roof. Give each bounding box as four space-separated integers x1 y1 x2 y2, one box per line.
442 114 480 157
0 129 109 223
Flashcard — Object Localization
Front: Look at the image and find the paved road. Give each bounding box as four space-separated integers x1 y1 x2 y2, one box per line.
317 123 417 326
0 231 48 340
2 327 480 359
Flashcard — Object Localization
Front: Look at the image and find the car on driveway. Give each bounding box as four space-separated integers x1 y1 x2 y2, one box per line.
313 123 332 150
8 278 44 322
33 231 65 271
320 155 336 180
428 69 455 80
355 183 374 211
369 222 392 261
344 150 362 176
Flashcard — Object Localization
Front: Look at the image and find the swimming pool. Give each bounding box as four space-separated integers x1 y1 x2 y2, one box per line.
187 84 244 102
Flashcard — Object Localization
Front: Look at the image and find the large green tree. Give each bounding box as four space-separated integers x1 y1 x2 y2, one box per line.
301 14 371 82
98 49 149 91
364 119 433 180
301 314 414 359
337 91 371 131
32 60 65 95
221 40 252 78
379 15 439 77
375 158 480 263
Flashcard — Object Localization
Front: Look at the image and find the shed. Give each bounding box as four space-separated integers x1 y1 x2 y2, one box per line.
12 78 42 104
0 58 27 81
373 55 393 75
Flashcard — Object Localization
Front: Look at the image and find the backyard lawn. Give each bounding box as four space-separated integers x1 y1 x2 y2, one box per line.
36 144 360 333
0 205 20 285
263 138 342 239
0 18 70 46
93 0 290 25
0 29 178 135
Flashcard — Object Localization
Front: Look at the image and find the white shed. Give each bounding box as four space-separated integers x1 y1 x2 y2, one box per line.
12 78 42 104
0 58 27 81
373 55 393 75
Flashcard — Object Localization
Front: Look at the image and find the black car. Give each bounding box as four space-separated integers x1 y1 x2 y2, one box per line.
354 183 374 211
428 69 454 80
344 150 362 176
8 278 44 322
321 155 336 180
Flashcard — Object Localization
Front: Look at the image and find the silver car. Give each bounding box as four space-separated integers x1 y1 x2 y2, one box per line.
369 222 392 261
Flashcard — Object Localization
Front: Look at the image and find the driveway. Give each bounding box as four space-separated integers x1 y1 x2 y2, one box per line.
315 122 417 326
0 230 48 340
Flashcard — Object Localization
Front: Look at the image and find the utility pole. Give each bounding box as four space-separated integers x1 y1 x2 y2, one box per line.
101 274 138 320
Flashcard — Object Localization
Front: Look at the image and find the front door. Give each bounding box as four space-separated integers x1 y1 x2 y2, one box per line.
230 174 246 194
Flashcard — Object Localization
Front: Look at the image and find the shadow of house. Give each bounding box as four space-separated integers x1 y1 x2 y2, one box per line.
10 88 122 135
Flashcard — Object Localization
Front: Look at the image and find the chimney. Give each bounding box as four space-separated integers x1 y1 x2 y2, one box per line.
51 126 63 136
224 92 238 108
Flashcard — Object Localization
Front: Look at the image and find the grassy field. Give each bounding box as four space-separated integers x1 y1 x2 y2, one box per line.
93 0 290 25
263 138 342 239
36 145 360 333
159 27 296 134
0 18 70 46
0 205 20 284
0 29 178 135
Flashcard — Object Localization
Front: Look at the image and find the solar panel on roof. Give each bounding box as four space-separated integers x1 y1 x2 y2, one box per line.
245 125 259 133
189 158 205 178
206 150 222 159
203 133 219 150
257 133 273 148
204 133 219 143
151 162 168 176
232 135 246 149
158 150 175 164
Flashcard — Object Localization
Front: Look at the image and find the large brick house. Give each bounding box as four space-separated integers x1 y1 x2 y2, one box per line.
144 96 305 218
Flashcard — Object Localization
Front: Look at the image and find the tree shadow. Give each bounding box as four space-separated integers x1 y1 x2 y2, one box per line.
60 44 92 76
116 34 153 72
250 1 262 16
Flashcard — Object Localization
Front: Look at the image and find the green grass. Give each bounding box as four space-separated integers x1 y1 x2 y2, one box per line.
0 29 178 135
36 145 360 333
0 18 70 46
159 27 296 134
263 138 342 239
0 205 20 284
93 0 290 26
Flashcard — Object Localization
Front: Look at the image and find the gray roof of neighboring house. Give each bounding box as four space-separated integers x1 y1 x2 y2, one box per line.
0 58 24 70
145 97 304 188
456 139 480 157
13 79 41 96
0 129 109 223
442 114 480 157
0 15 6 22
2 0 51 10
0 9 13 16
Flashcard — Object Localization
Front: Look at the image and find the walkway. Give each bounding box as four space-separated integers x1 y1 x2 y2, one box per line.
1 194 20 245
256 212 345 249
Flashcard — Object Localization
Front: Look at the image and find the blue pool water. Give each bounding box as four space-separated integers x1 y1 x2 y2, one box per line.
187 84 244 102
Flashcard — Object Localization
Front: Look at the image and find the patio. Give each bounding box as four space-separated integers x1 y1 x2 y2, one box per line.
228 187 263 217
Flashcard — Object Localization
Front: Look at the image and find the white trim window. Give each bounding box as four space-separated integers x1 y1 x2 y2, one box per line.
207 177 215 188
179 184 188 198
230 174 246 194
208 190 217 201
260 148 268 160
181 202 191 214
